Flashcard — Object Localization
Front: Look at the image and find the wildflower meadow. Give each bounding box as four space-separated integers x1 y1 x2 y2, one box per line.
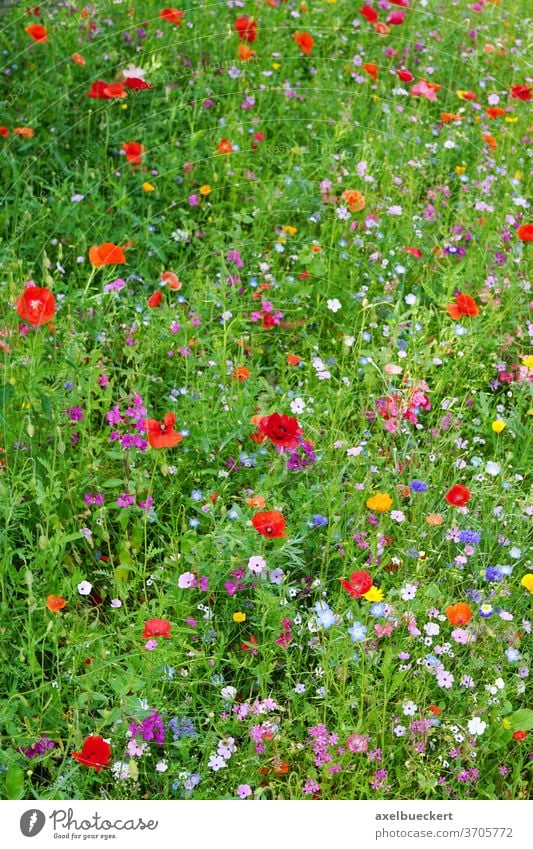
0 0 532 804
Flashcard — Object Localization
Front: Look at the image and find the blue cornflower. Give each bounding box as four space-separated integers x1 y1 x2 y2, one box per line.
313 601 336 630
348 622 368 642
311 514 328 527
505 647 520 662
190 490 203 501
369 603 386 618
478 604 494 618
410 480 427 493
459 530 481 544
485 567 503 583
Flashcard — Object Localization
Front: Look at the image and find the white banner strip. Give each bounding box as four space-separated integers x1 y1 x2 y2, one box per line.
3 800 531 849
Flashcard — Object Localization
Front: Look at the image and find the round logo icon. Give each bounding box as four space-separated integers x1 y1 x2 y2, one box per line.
20 810 46 837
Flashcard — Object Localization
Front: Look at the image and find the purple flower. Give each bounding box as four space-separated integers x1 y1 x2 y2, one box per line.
129 709 165 744
410 480 427 493
116 493 135 508
19 736 56 759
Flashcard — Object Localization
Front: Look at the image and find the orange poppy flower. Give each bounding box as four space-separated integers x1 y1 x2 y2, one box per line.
517 223 533 242
446 602 472 626
363 63 378 81
440 113 463 123
71 52 86 65
485 107 505 119
103 82 128 99
25 24 47 42
428 705 442 716
286 354 301 366
122 141 145 164
238 44 255 61
161 271 182 290
341 189 366 212
246 495 266 509
89 243 127 267
252 510 287 538
16 285 56 326
294 31 314 56
482 133 497 150
46 595 66 613
446 294 479 320
159 8 185 25
145 413 183 449
13 127 34 139
147 290 163 308
232 366 250 381
217 139 234 154
372 22 390 35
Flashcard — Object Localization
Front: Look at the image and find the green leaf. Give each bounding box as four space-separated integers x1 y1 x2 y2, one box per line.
507 709 533 732
5 765 24 800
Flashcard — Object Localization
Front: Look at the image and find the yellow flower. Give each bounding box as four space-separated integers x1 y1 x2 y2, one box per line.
366 492 393 513
362 586 384 602
282 226 297 236
522 355 533 370
502 718 511 729
272 63 281 70
492 420 506 433
455 166 466 176
143 182 155 192
520 574 533 594
199 184 212 196
233 612 246 623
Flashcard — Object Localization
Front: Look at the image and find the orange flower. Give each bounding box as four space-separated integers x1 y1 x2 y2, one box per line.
294 31 314 56
363 63 378 81
147 290 163 308
232 366 250 381
341 189 366 212
446 294 479 320
217 139 234 154
238 44 255 61
47 595 66 613
286 354 301 366
103 82 128 99
25 24 47 42
159 8 185 25
71 52 86 65
161 271 182 290
485 107 505 119
426 513 443 526
122 141 145 165
440 113 463 123
13 127 34 139
246 495 266 509
89 242 127 267
428 705 442 716
482 133 497 150
366 492 393 513
145 413 183 449
446 602 472 626
517 223 533 242
372 21 390 35
252 510 287 538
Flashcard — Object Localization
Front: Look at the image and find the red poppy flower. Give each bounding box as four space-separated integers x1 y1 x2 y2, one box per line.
512 730 527 741
402 246 423 258
428 705 442 716
241 635 258 654
217 139 234 154
0 126 9 138
142 618 172 639
294 32 314 56
16 285 56 326
359 5 378 23
397 68 414 82
510 84 531 102
258 413 302 450
159 8 185 25
71 736 112 771
89 242 127 267
363 63 378 81
387 10 405 25
86 80 114 99
252 510 287 538
122 141 145 164
147 290 163 308
234 16 257 43
25 24 47 42
517 223 533 242
485 107 506 119
123 77 153 91
340 570 373 599
444 484 471 507
145 413 183 449
446 602 472 626
446 293 479 320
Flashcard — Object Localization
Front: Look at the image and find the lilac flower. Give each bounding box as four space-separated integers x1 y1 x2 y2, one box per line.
116 493 135 508
129 709 165 744
19 736 56 758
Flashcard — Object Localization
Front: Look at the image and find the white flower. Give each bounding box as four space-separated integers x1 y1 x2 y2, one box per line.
402 700 418 716
405 293 417 305
247 555 267 575
467 717 487 737
327 298 342 313
394 725 406 736
221 686 237 701
424 623 440 636
77 581 92 596
509 546 521 559
344 335 355 347
290 397 306 414
155 761 168 773
400 583 418 601
390 510 405 523
485 461 501 476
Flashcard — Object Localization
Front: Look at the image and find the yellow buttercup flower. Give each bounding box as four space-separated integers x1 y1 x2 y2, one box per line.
199 184 212 196
362 586 384 602
522 355 533 370
233 611 246 623
502 718 511 730
520 574 533 594
366 493 393 513
282 226 298 236
492 420 506 433
143 182 155 192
